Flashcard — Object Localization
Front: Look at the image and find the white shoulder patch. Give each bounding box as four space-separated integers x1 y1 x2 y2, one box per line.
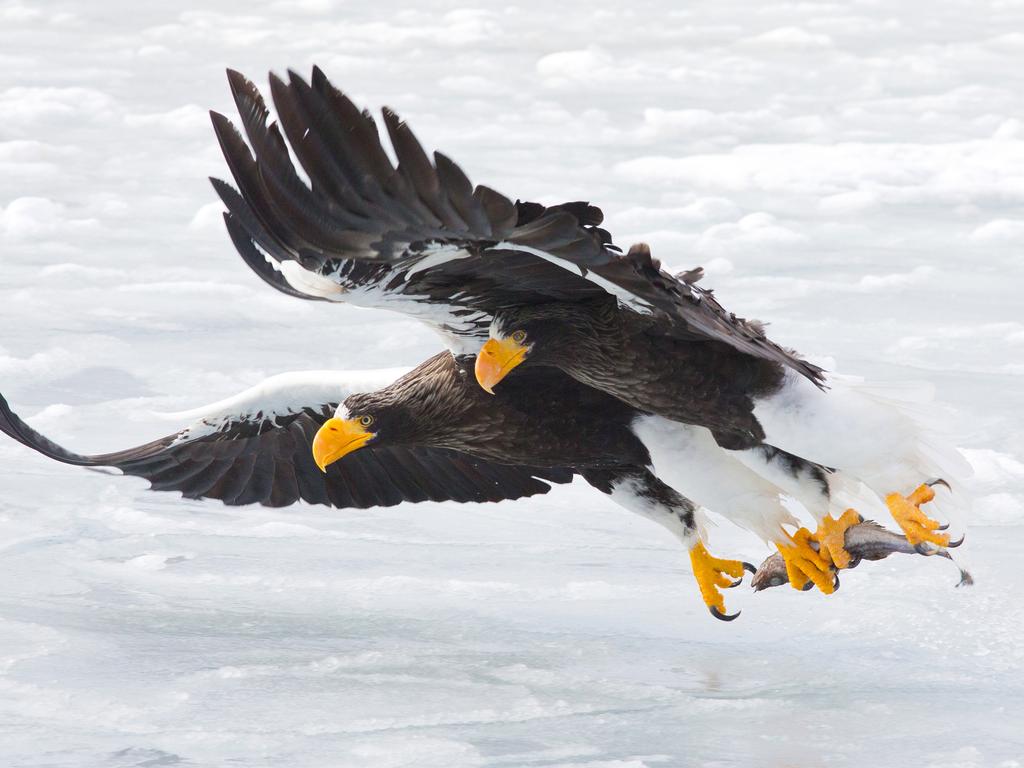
488 241 654 315
278 260 348 300
405 243 474 278
156 368 410 442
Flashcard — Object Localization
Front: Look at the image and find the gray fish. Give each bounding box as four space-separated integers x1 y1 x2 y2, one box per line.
751 520 972 591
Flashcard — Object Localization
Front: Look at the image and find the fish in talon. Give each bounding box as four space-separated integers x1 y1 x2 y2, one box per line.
751 520 971 591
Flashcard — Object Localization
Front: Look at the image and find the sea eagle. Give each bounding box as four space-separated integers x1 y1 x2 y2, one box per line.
0 368 572 509
1 66 965 624
476 296 969 591
212 68 967 596
0 353 759 620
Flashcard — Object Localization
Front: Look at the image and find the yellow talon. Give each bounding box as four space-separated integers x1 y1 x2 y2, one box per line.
776 528 836 595
689 541 752 621
814 508 863 570
886 483 950 548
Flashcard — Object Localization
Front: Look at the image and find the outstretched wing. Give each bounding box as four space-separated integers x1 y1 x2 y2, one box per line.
586 243 826 386
211 69 613 348
212 67 823 383
0 372 573 509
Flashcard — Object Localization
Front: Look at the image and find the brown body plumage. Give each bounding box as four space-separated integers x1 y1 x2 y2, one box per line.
342 351 651 469
319 352 719 610
490 297 788 450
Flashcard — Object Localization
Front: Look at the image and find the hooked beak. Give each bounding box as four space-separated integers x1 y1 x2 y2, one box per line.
475 337 529 394
311 417 376 472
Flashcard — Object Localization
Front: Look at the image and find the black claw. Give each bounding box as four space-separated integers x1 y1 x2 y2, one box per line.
947 534 965 548
926 478 952 491
832 572 840 591
936 522 949 531
847 556 862 570
742 561 758 575
856 512 865 523
726 576 744 589
800 580 814 591
710 606 740 622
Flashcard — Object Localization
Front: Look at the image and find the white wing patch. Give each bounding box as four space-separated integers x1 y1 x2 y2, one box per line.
488 241 655 315
278 260 348 300
251 234 490 350
405 243 474 278
159 368 410 443
249 239 349 301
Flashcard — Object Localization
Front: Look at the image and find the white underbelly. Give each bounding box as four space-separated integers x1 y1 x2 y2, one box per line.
632 415 795 541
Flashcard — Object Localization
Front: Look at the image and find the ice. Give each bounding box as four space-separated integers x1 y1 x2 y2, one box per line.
2 1 1023 765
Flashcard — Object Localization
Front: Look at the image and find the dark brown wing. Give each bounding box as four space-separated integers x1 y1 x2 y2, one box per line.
212 67 822 384
210 69 616 324
212 67 613 267
582 244 826 386
0 390 572 509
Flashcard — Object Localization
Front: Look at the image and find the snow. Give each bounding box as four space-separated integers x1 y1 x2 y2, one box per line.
2 0 1023 765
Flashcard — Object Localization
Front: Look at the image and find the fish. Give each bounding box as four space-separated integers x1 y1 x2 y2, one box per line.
751 519 972 591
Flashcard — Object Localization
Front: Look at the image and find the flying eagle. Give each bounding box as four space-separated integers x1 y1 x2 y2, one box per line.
0 368 574 509
211 68 967 596
476 298 970 591
210 67 824 377
0 353 759 620
0 67 966 623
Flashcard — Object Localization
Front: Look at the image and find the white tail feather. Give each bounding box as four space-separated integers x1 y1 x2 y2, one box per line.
753 370 973 530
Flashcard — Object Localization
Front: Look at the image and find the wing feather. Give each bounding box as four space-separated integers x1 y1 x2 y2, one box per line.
212 68 822 383
0 374 571 510
581 244 826 385
212 71 611 312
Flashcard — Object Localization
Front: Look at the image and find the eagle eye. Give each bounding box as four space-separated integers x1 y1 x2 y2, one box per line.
511 330 527 344
359 415 374 428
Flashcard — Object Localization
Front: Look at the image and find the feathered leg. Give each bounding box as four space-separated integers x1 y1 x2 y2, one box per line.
584 467 754 621
730 444 862 591
752 371 971 558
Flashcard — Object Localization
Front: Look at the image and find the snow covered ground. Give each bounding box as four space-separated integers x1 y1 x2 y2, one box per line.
2 1 1024 765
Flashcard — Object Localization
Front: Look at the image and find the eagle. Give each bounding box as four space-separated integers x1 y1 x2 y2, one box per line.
209 67 826 374
210 68 967 596
0 367 573 510
0 67 966 623
475 294 971 591
0 353 757 620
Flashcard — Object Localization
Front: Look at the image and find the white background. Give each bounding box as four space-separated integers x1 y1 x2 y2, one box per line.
2 1 1023 766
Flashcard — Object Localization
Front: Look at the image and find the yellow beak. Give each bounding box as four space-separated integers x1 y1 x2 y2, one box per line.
311 417 376 472
475 337 529 394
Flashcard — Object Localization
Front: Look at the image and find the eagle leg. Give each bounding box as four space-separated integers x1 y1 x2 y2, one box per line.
885 481 953 549
812 508 864 570
689 541 755 620
775 528 837 594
